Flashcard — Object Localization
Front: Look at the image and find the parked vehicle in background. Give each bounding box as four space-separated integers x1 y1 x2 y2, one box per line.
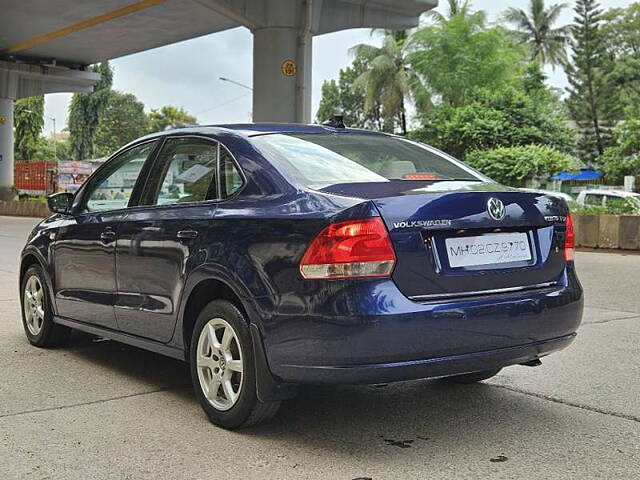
15 161 57 197
15 160 102 198
519 188 573 204
56 160 99 194
19 124 583 429
576 189 640 213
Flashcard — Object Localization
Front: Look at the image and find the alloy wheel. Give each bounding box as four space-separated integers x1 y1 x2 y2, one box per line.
23 275 45 336
196 318 244 411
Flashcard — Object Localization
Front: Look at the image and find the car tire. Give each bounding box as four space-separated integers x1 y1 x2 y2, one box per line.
21 264 71 347
189 300 280 429
442 368 502 384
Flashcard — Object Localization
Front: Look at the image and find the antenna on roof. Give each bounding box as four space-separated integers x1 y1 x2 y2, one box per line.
323 113 346 129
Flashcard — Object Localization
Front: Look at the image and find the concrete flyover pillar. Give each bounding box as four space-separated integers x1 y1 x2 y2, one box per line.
0 97 14 200
252 26 312 124
0 61 99 200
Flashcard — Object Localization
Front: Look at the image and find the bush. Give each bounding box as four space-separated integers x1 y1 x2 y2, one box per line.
571 198 640 215
409 86 575 159
464 145 575 186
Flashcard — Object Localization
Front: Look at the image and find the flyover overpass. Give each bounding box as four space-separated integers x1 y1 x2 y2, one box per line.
0 0 437 199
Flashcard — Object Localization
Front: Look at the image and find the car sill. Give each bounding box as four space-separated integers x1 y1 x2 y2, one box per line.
53 316 185 361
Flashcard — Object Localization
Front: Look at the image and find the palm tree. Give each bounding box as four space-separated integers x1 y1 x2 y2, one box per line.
350 30 428 134
504 0 570 67
428 0 485 26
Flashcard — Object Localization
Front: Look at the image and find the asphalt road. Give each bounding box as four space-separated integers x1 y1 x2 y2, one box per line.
1 215 639 479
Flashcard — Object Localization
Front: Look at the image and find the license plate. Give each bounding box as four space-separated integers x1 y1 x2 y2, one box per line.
445 232 532 268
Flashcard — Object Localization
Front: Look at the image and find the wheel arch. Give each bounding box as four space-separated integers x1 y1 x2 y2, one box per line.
178 273 296 402
19 250 58 315
180 276 253 354
20 252 41 281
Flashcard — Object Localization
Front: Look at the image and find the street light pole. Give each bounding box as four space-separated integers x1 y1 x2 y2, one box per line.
219 77 253 91
45 115 56 159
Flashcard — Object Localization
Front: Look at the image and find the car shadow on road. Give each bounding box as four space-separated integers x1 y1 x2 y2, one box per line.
241 380 570 453
65 332 572 456
65 332 193 395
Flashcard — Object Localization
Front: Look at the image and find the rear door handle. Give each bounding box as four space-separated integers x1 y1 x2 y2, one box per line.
100 229 116 243
177 229 199 240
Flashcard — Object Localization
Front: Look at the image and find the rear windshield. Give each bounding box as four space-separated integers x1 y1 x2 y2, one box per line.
252 133 486 187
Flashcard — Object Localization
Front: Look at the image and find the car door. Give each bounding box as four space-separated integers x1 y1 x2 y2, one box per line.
52 141 157 328
114 136 244 342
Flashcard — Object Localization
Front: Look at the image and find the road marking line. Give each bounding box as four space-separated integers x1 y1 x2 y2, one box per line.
0 386 188 420
489 383 640 423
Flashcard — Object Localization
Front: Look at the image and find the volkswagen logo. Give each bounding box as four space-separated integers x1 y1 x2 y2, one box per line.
487 197 506 221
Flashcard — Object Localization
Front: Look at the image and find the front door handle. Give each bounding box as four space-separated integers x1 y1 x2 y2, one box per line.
100 229 116 243
177 229 199 240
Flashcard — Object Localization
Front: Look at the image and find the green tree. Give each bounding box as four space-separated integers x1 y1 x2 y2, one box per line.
94 91 149 157
600 4 640 111
350 30 427 134
30 137 71 162
148 106 197 133
13 96 44 161
566 0 618 163
427 0 486 25
600 105 640 182
68 62 113 160
504 0 571 67
410 83 575 159
316 57 384 129
409 14 521 108
316 79 342 123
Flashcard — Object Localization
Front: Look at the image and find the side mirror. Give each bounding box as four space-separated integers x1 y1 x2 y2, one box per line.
47 192 74 214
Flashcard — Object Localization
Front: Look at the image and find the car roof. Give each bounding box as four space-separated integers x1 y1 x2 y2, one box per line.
203 123 384 137
138 123 385 141
111 123 393 160
114 123 388 157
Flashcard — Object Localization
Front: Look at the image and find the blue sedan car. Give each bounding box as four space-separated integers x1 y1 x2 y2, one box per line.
20 123 583 429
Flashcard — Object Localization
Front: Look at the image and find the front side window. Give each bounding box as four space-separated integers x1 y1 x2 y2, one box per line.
84 142 155 212
151 138 218 205
252 133 485 187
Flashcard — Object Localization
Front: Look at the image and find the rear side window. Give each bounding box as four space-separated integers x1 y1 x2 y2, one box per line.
584 194 604 206
252 133 484 187
151 138 218 205
219 146 244 198
605 195 625 207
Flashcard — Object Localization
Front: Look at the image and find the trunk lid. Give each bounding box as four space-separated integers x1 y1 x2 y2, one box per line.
320 181 569 299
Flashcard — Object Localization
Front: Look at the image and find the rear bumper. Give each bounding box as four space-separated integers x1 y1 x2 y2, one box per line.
274 333 575 384
258 265 583 385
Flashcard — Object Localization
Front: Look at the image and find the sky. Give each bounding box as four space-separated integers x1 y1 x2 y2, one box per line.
42 0 635 137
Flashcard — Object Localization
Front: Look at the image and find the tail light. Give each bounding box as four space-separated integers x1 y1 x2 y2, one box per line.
300 217 396 279
564 213 575 262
